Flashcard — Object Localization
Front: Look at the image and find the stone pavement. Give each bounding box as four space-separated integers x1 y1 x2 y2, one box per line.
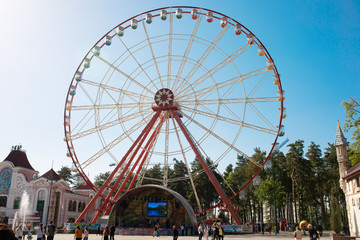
52 231 332 239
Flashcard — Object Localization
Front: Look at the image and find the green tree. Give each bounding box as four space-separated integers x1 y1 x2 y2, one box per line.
94 171 111 188
57 166 74 184
342 98 360 164
168 160 190 197
143 163 164 185
330 196 342 234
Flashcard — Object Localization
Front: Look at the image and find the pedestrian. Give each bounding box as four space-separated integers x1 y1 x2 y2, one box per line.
74 226 82 240
317 225 323 237
261 222 264 235
293 226 303 240
35 223 45 240
211 223 216 240
214 224 219 240
172 225 179 240
153 224 158 237
110 225 115 240
205 225 209 240
181 224 185 236
83 226 89 240
198 223 204 240
307 224 319 240
46 221 57 240
218 224 224 240
0 223 17 240
96 226 101 236
103 226 110 240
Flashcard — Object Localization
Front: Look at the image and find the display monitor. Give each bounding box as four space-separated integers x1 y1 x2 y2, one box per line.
147 202 167 217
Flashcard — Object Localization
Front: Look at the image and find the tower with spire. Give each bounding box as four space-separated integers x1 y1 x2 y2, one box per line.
335 120 349 192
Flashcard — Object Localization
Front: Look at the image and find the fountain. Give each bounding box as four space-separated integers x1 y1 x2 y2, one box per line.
12 191 31 233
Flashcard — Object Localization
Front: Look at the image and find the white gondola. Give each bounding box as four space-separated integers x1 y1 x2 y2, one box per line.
84 58 91 68
277 90 285 101
253 175 261 186
279 107 287 119
235 24 242 35
117 26 124 37
94 46 100 56
105 35 112 46
266 58 274 70
247 34 255 45
65 100 72 110
160 10 167 20
220 17 228 28
278 125 285 137
146 13 152 24
75 71 82 82
273 74 280 85
191 9 198 20
257 45 265 56
206 12 213 23
176 8 182 19
70 85 76 96
131 19 138 29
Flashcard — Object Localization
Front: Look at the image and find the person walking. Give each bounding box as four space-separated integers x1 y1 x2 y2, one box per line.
261 222 264 235
46 221 57 240
181 224 185 236
35 223 45 240
293 226 303 240
153 224 158 237
218 224 224 240
83 226 89 240
96 226 101 236
110 225 115 240
74 226 82 240
307 224 319 240
198 223 204 240
172 225 179 240
103 226 110 240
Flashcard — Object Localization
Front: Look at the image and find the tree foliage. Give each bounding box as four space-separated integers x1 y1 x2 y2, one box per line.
342 98 360 164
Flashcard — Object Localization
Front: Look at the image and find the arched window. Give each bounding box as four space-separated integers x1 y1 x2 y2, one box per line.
78 202 82 212
82 202 86 212
68 200 73 211
0 196 7 207
73 201 77 212
14 198 21 209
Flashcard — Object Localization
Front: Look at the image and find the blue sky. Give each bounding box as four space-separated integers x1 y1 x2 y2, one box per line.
0 0 359 178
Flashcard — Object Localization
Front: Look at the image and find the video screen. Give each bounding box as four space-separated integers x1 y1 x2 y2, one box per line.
147 202 167 217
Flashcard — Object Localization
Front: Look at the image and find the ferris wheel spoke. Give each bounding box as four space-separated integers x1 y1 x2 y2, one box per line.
81 79 153 102
179 97 279 107
163 114 170 186
78 83 96 105
181 105 277 135
170 113 203 211
248 103 277 131
70 108 96 134
114 34 158 90
172 13 202 91
80 113 153 169
70 102 153 111
180 67 270 101
181 111 261 168
70 108 152 141
95 55 154 95
175 24 230 94
178 43 251 99
167 11 173 89
141 19 164 89
247 71 271 98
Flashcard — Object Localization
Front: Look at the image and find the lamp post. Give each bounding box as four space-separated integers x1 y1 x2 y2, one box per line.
45 170 54 227
264 160 277 236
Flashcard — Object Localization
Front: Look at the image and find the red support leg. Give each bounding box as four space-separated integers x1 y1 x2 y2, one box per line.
75 110 162 223
170 109 242 225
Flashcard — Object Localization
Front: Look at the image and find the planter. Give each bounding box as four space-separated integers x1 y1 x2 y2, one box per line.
330 233 355 240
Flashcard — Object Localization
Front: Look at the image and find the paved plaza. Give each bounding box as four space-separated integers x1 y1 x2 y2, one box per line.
51 231 333 240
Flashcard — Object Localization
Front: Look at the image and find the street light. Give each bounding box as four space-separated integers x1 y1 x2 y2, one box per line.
264 160 277 236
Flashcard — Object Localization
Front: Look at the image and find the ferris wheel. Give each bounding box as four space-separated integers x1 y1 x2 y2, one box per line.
64 6 285 224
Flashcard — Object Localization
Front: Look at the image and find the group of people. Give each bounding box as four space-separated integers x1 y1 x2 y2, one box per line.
293 224 321 240
100 225 116 240
197 222 225 240
0 221 57 240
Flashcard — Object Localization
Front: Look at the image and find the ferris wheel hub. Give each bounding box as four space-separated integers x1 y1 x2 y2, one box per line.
154 88 174 108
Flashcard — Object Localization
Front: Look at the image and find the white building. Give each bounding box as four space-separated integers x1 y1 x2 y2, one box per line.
0 145 99 227
336 122 360 237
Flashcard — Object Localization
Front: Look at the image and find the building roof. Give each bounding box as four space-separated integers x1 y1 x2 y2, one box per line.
3 146 35 171
343 161 360 180
335 121 347 146
75 182 93 190
40 168 62 181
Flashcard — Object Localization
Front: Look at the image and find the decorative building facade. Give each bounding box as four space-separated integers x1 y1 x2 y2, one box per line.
336 122 360 237
0 145 99 227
